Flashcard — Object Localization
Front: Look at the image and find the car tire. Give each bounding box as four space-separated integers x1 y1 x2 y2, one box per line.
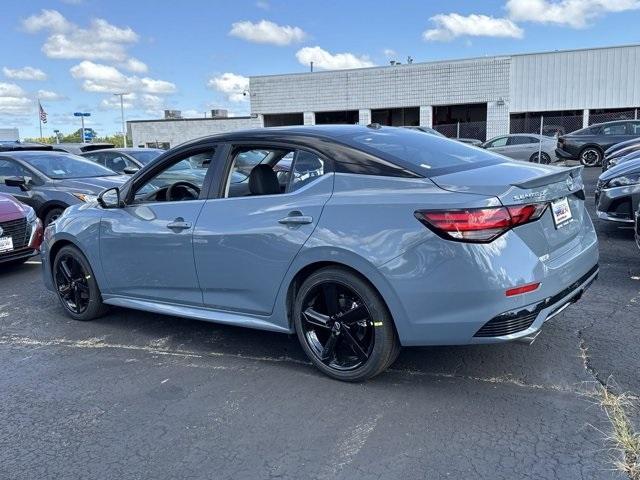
293 266 399 382
44 207 65 226
579 147 602 167
53 245 109 321
529 152 551 164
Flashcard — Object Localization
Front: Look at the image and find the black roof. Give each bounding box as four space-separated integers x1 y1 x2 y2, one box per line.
0 141 53 152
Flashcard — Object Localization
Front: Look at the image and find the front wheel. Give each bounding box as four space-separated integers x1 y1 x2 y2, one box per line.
579 147 602 167
53 245 109 321
44 207 65 226
293 267 400 382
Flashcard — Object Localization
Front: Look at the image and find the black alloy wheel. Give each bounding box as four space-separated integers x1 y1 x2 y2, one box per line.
55 253 90 314
530 152 551 164
301 281 374 371
294 267 400 382
580 147 602 167
53 245 108 321
44 207 64 226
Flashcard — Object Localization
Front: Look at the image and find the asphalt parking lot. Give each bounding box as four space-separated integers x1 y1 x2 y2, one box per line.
0 167 638 480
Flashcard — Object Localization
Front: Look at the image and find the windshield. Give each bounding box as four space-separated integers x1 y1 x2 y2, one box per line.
17 152 116 179
127 150 163 164
344 128 505 176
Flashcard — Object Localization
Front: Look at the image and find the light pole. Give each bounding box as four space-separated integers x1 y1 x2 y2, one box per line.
53 129 60 144
73 112 91 142
113 93 129 147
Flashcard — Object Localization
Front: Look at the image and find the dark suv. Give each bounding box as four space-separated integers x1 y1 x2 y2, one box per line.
556 120 640 167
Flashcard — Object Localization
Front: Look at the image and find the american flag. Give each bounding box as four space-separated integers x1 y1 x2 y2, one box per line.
38 100 47 124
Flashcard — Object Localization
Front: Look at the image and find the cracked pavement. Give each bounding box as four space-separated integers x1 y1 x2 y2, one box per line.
0 168 638 480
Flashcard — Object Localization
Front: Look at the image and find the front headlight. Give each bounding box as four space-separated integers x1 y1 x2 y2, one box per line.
25 206 37 224
605 173 640 188
72 193 98 203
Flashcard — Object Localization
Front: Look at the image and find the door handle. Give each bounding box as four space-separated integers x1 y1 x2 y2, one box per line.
278 211 313 225
167 218 192 231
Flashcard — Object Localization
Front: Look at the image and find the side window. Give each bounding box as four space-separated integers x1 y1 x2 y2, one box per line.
226 147 294 198
134 148 215 203
103 153 135 173
487 137 508 148
0 158 31 183
290 151 325 192
602 124 626 135
82 153 103 165
507 136 533 146
627 121 640 135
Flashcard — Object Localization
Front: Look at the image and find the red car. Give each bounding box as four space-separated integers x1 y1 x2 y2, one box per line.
0 193 43 265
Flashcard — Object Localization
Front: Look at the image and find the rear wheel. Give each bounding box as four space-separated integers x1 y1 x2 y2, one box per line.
529 152 551 164
293 267 399 382
53 245 108 321
44 207 65 226
579 147 602 167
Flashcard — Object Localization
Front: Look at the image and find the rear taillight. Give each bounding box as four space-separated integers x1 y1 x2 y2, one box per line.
415 203 547 243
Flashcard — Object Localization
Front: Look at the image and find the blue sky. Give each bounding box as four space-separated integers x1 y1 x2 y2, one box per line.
1 0 640 138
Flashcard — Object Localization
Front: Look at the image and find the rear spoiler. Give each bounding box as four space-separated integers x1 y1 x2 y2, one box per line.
511 166 583 189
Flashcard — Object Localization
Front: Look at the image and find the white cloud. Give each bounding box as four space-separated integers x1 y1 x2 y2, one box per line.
0 82 33 115
37 89 66 101
23 9 141 64
100 92 165 115
295 46 375 70
229 20 306 46
383 48 397 58
256 1 270 10
207 73 249 102
423 13 524 41
3 66 47 81
506 0 640 28
70 61 176 94
122 57 148 73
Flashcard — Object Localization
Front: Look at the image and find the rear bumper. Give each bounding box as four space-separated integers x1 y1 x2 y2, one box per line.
469 265 598 344
378 211 599 347
556 147 577 160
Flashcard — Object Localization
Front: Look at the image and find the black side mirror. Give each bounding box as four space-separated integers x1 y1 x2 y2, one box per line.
123 166 139 175
97 187 122 209
4 176 30 191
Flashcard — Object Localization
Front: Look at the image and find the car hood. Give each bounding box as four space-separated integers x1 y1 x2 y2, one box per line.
429 161 582 204
52 175 128 194
0 192 28 222
600 158 640 181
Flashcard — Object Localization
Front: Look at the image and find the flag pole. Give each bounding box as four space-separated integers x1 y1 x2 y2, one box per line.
38 99 43 140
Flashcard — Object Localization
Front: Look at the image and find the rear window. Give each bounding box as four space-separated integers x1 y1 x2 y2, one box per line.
343 128 505 176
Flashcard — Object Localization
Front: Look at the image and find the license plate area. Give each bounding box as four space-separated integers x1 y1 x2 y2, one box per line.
551 197 572 228
0 236 14 253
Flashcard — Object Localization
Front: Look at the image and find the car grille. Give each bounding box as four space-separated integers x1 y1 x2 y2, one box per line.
0 217 29 250
474 311 538 337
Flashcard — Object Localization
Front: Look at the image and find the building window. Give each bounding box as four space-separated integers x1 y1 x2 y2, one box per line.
510 110 583 136
315 110 359 125
371 107 419 127
263 113 304 127
146 141 170 149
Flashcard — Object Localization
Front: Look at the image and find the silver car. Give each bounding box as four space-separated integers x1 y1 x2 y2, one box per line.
482 134 557 163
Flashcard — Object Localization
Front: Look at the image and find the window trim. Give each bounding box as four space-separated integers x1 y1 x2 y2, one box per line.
123 142 222 205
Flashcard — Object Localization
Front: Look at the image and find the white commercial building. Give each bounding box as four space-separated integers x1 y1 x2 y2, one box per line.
129 44 640 148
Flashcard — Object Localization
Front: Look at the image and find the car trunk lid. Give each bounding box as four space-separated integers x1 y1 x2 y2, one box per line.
429 162 587 259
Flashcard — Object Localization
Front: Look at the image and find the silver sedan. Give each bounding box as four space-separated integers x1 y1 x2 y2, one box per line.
481 134 557 163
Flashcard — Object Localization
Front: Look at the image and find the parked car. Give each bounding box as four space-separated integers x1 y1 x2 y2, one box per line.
41 125 598 382
80 148 165 173
0 192 43 265
556 120 640 167
635 203 640 250
0 141 53 152
404 126 482 146
595 157 640 223
541 125 565 137
481 134 556 163
603 149 640 172
53 142 115 155
602 139 640 171
0 150 128 225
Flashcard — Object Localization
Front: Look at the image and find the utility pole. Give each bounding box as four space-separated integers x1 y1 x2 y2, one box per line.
113 93 128 147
